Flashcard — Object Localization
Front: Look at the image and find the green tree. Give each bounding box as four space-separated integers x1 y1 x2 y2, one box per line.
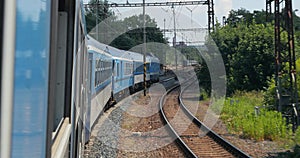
210 22 274 95
110 14 166 49
210 8 300 96
110 14 168 61
226 8 300 31
85 0 115 33
227 8 254 26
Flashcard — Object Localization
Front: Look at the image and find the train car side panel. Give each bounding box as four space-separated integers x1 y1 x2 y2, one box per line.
88 48 112 132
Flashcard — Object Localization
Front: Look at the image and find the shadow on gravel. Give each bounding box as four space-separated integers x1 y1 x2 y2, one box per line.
266 145 300 158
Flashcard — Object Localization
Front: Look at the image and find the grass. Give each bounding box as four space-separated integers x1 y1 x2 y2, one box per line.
211 91 294 142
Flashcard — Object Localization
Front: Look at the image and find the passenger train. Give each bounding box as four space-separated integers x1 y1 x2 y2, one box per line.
0 0 160 157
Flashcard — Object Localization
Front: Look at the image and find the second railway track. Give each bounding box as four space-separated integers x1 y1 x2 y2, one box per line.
159 82 251 158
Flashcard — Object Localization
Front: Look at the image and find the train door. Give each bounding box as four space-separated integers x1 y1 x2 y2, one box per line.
130 62 134 86
114 60 121 91
112 60 115 95
120 60 124 89
85 53 93 142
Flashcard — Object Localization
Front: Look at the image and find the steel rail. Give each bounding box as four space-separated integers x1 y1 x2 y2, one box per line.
159 83 198 158
178 83 251 158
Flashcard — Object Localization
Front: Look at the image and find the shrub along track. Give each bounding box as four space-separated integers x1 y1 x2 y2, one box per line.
160 83 251 158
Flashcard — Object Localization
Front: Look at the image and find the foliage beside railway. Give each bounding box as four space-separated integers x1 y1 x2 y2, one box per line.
209 22 275 95
296 128 300 145
208 9 300 96
213 91 293 141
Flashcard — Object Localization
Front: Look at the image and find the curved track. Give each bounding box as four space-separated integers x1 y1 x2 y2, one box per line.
159 82 251 158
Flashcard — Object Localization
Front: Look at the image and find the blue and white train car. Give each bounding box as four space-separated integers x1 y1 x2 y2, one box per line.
111 50 134 100
85 36 112 140
89 41 145 100
129 51 145 90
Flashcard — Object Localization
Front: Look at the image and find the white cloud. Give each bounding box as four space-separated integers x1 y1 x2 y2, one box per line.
215 0 232 20
18 0 47 22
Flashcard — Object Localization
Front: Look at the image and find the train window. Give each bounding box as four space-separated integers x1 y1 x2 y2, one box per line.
116 63 120 76
146 63 150 72
97 71 100 85
134 62 143 73
95 59 100 87
94 71 97 87
124 62 132 75
93 60 112 87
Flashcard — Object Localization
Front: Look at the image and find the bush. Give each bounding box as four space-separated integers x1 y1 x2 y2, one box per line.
295 127 300 145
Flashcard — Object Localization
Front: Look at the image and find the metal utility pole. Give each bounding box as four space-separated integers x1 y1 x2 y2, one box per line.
266 0 273 22
222 16 226 26
96 0 99 40
172 4 177 70
163 18 166 37
269 0 299 129
143 0 147 96
186 6 197 27
274 0 282 111
207 0 214 32
285 0 299 128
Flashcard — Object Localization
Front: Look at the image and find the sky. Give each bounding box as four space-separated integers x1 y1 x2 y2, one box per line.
84 0 300 44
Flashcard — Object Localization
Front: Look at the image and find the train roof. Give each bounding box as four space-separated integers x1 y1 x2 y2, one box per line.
87 35 160 63
87 36 113 57
87 35 135 61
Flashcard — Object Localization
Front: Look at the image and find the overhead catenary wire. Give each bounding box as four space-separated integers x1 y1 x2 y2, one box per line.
85 0 210 46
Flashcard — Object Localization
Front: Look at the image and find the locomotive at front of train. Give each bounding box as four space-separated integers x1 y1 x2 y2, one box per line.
148 54 160 83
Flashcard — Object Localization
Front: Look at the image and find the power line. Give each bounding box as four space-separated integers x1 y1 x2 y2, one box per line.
84 0 215 32
85 1 208 8
161 28 207 32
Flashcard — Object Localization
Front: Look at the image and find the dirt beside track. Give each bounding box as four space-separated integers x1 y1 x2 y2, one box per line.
116 93 185 157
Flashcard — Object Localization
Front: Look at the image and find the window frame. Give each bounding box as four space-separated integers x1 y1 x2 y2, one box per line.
0 0 4 151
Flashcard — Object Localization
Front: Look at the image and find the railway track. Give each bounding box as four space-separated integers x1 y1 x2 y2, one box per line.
159 82 251 158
